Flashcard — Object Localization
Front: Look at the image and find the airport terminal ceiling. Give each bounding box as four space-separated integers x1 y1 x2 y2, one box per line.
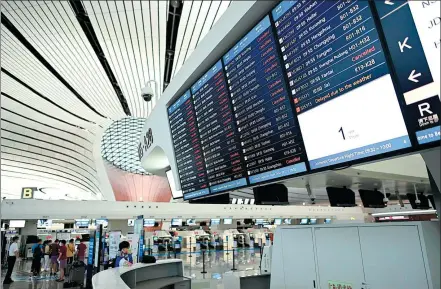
0 0 439 205
0 0 232 200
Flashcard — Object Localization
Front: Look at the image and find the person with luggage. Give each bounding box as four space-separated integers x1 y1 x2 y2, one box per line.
31 239 43 277
67 239 75 264
115 241 133 267
50 239 60 277
56 240 67 282
3 236 19 285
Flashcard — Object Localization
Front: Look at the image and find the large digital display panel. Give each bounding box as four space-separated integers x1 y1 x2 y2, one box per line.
223 16 308 184
191 60 248 193
374 0 440 146
272 0 411 169
168 91 210 199
168 0 440 201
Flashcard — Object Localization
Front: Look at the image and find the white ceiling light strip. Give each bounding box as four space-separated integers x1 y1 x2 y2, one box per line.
1 1 122 118
0 109 92 148
85 1 137 118
0 156 99 193
1 139 97 181
0 28 105 127
55 1 125 117
0 73 95 130
173 1 202 77
171 0 231 79
1 145 98 187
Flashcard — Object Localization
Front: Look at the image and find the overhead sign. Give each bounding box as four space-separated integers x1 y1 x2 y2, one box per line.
21 187 37 199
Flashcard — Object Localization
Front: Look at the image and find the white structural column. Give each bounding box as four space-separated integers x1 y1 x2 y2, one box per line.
421 148 441 217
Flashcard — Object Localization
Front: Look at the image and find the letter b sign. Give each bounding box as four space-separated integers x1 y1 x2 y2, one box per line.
21 187 37 199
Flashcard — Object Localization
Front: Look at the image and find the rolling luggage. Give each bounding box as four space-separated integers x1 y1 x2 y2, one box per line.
63 260 85 288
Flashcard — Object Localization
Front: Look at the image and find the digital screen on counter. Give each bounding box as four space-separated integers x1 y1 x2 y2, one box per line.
144 219 155 227
95 219 108 228
272 0 411 170
191 60 248 193
75 219 90 228
171 219 182 226
223 15 308 184
168 90 210 200
210 219 221 225
187 219 196 226
223 218 233 225
274 218 282 225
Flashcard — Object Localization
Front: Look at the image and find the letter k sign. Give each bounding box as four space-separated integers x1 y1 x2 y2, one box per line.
399 37 412 53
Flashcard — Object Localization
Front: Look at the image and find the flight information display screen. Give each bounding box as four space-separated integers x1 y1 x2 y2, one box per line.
168 91 210 199
223 16 308 184
272 0 411 169
191 60 248 193
167 0 439 200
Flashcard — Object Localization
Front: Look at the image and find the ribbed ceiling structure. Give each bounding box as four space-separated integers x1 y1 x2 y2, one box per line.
1 0 231 200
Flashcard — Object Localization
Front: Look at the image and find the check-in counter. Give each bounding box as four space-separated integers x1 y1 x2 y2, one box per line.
92 259 191 289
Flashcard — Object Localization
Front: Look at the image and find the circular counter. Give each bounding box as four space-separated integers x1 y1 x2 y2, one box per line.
92 259 190 289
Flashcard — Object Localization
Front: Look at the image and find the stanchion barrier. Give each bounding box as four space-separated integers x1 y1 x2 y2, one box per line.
231 247 237 271
189 237 193 257
201 249 207 274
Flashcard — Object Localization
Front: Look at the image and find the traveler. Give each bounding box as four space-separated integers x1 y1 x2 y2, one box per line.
31 239 43 276
76 239 87 262
50 239 60 276
67 239 75 264
115 241 133 267
56 240 67 282
43 240 52 271
3 236 19 284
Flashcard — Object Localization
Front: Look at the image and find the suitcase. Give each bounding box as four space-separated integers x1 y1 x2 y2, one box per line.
63 261 85 288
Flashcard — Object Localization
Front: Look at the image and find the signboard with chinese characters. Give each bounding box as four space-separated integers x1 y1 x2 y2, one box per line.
328 280 353 289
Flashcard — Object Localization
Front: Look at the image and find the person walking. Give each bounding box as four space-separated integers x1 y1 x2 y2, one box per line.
3 236 19 284
67 239 75 264
49 239 60 277
56 240 67 282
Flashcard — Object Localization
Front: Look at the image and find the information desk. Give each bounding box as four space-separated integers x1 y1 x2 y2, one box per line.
92 260 190 289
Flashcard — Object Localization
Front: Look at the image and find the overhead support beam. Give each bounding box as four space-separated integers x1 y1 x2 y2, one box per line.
68 0 132 116
163 1 183 90
1 13 107 119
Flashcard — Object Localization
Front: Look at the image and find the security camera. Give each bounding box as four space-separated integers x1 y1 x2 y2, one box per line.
383 196 389 205
415 199 421 205
141 85 155 102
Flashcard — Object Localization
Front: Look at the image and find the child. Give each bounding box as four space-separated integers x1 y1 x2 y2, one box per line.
115 241 133 267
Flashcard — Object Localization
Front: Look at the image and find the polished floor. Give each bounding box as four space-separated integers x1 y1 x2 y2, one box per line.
2 249 263 289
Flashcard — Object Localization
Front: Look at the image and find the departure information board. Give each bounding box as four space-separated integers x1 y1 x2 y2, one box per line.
223 16 307 184
167 0 440 200
273 0 411 169
191 60 248 193
168 91 209 200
